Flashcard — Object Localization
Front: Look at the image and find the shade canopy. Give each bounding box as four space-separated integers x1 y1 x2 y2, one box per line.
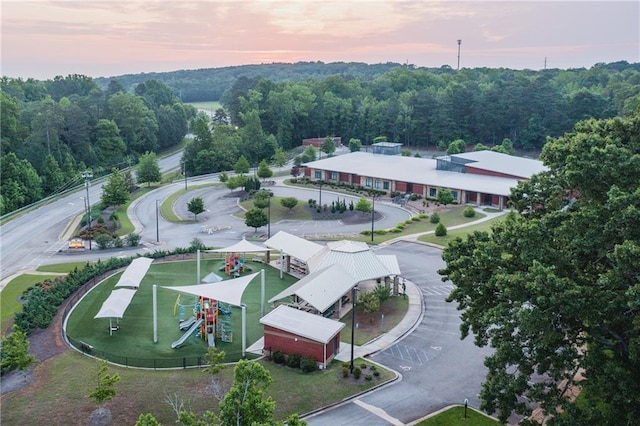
269 264 357 314
206 239 269 253
163 271 260 306
114 257 153 288
94 288 137 319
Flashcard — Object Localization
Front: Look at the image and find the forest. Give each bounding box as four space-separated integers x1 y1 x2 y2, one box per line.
2 61 640 215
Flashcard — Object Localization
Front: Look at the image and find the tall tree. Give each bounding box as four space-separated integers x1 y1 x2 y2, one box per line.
187 197 205 221
40 154 65 195
218 360 276 426
101 168 129 208
320 136 336 158
256 159 273 181
0 152 43 213
244 208 268 232
136 151 161 187
439 112 640 424
272 147 288 168
234 155 250 175
94 119 126 167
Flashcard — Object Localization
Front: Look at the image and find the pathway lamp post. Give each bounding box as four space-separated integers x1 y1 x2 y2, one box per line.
82 171 93 250
155 199 160 243
350 285 359 373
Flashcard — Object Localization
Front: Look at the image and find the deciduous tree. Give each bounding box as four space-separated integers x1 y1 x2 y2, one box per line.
187 196 205 221
256 159 273 181
136 151 161 187
439 112 640 424
101 168 129 208
280 197 298 211
245 208 268 232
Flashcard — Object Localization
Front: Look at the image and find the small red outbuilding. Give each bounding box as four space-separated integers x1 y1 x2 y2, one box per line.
260 305 345 368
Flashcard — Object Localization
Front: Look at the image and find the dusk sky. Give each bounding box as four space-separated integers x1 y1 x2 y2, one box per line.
2 1 639 80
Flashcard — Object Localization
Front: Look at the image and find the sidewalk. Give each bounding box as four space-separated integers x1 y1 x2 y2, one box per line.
334 277 423 362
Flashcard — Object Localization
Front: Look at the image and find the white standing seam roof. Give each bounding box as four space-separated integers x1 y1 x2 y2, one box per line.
268 264 357 313
376 255 401 276
304 151 544 196
163 271 260 307
307 240 392 283
94 288 137 319
260 305 345 344
206 238 270 253
114 257 153 288
264 231 324 262
450 151 547 178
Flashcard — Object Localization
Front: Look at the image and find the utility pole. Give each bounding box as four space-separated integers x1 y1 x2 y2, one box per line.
457 39 462 70
82 171 93 250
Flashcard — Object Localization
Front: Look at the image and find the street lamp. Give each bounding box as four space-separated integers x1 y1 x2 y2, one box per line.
318 178 323 208
183 161 187 190
350 285 359 373
82 171 93 250
155 199 160 243
371 193 376 242
267 191 271 239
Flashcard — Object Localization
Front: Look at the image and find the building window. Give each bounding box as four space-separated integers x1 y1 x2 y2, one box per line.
429 187 437 198
315 170 322 179
331 172 338 180
383 181 390 190
452 191 458 201
365 177 372 188
374 180 381 189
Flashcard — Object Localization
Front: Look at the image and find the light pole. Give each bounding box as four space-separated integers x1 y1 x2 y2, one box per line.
457 39 462 70
371 194 376 242
81 171 93 250
318 178 323 208
267 191 271 239
183 161 187 190
350 285 358 373
155 199 160 243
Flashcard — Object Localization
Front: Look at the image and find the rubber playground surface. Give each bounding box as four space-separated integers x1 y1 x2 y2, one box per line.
65 259 297 364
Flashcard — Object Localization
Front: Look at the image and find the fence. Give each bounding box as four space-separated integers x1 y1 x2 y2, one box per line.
60 264 250 369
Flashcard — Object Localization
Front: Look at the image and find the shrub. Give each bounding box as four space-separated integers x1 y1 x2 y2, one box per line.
395 223 405 229
286 353 301 368
360 363 367 370
430 212 440 223
404 219 412 225
300 356 317 373
109 211 119 221
418 213 428 219
342 366 349 378
97 215 105 224
373 370 380 377
189 237 206 251
272 350 285 364
390 227 402 233
435 222 447 236
353 367 361 379
374 229 387 235
125 233 141 246
409 193 419 201
360 230 372 236
113 237 123 248
95 233 114 249
463 206 476 217
365 374 372 381
411 216 421 222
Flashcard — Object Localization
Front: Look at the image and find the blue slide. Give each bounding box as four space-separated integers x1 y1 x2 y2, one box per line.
171 318 203 349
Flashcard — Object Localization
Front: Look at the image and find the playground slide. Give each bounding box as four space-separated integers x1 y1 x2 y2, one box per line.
179 316 196 330
207 332 215 347
171 318 203 349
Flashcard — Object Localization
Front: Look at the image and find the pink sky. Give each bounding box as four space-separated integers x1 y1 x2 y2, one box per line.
2 1 639 80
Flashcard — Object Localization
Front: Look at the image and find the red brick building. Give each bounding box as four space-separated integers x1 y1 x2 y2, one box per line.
302 137 342 148
260 305 344 368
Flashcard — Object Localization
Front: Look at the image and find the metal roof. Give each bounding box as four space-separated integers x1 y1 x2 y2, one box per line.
450 151 547 178
260 304 345 344
264 231 324 262
307 241 392 283
304 151 544 196
268 264 358 313
377 255 401 276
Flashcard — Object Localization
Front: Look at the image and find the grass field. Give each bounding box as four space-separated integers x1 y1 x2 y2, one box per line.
161 183 219 223
0 349 394 425
186 101 223 112
65 260 297 364
416 405 500 425
418 215 505 247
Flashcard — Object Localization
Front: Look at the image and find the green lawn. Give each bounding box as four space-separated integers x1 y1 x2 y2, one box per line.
186 101 223 111
340 296 408 345
416 405 500 425
0 349 394 425
65 260 297 365
161 183 219 223
37 262 93 273
1 274 57 331
418 215 505 247
239 196 313 221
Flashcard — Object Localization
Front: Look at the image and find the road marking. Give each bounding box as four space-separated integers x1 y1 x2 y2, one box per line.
353 399 404 426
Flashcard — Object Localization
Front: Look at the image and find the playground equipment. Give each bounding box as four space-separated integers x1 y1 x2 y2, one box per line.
172 318 203 349
174 294 197 321
223 254 245 277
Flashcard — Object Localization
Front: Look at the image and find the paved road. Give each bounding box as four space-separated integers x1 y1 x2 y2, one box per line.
304 242 492 425
0 153 493 425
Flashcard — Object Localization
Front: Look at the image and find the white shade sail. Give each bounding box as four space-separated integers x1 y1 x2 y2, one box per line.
94 288 137 319
114 257 153 288
206 239 269 253
163 271 260 306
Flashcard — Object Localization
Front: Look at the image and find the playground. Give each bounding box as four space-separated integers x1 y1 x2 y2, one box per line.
64 257 297 367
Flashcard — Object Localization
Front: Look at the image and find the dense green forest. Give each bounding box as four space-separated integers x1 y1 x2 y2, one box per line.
2 61 640 215
1 76 195 214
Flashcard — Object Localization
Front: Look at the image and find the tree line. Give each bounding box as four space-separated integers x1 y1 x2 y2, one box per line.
1 75 195 214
